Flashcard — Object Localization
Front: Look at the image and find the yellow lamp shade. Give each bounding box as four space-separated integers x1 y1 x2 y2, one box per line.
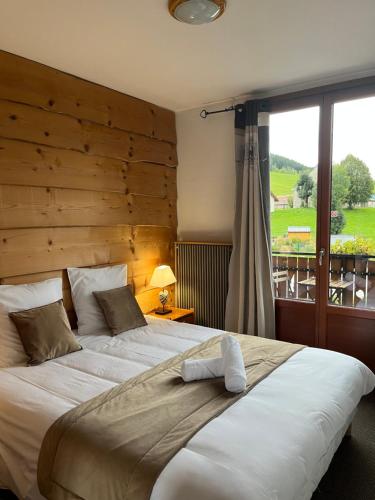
150 265 176 289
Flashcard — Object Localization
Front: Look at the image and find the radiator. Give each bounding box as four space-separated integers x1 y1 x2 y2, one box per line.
175 242 232 330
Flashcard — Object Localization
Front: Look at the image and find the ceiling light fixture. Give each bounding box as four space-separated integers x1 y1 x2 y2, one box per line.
169 0 226 25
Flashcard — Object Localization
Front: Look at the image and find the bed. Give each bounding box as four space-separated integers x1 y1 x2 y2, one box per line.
0 315 374 500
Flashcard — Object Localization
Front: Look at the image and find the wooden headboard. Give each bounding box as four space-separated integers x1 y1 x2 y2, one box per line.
0 50 177 325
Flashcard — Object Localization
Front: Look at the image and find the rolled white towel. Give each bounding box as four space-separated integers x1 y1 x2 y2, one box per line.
181 357 224 382
221 335 247 393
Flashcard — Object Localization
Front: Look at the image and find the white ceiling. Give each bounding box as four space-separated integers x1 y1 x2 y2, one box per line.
1 0 375 112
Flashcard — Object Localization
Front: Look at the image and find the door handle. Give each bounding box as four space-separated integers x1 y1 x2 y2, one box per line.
319 248 325 266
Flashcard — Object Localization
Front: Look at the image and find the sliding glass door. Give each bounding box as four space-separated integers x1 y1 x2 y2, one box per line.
328 95 375 310
270 106 319 303
268 81 375 371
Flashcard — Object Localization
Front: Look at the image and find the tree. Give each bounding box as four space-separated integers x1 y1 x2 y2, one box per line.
329 165 348 234
296 173 314 207
339 154 373 209
311 164 349 210
330 209 346 235
331 164 350 210
270 154 309 173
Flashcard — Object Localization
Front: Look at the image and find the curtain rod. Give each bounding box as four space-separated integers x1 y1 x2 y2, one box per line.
199 105 243 119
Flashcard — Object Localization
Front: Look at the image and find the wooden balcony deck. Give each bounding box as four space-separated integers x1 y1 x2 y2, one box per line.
272 252 375 308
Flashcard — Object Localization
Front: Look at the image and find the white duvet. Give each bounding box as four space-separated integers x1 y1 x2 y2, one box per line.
0 317 374 500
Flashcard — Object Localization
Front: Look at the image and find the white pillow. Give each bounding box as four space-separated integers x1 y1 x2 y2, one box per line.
67 265 127 336
0 278 63 368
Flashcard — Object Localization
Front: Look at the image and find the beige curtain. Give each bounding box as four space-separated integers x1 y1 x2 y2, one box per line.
225 101 275 338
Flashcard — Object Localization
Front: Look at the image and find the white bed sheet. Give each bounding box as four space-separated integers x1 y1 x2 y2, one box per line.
0 317 374 500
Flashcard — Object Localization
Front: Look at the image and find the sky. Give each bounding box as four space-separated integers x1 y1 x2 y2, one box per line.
269 95 375 176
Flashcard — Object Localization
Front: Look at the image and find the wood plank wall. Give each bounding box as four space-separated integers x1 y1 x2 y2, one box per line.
0 50 178 324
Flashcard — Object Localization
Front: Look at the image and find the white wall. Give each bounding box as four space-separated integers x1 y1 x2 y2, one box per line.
176 103 236 243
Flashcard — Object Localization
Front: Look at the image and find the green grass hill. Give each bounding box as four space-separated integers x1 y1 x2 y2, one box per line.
271 207 375 242
270 170 298 197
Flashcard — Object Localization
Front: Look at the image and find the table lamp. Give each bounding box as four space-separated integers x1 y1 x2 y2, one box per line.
150 265 176 314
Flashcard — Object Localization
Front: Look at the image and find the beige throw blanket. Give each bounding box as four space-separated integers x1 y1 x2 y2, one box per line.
38 334 304 500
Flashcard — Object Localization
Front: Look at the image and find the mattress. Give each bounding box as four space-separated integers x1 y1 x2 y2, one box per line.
0 316 374 500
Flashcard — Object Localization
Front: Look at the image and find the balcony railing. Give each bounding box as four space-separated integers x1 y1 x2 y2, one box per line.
272 251 375 308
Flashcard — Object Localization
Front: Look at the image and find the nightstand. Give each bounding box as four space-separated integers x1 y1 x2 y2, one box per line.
148 306 195 324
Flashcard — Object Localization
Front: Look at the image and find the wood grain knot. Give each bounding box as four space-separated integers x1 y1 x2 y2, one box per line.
9 114 17 120
44 131 50 137
84 144 90 152
48 99 55 107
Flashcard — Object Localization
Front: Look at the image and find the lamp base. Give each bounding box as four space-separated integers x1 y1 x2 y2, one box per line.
154 307 172 315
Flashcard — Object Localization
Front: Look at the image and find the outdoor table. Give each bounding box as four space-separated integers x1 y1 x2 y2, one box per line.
298 276 352 303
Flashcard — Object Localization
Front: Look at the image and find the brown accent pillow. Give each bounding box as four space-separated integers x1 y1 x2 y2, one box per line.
9 300 82 365
93 285 147 336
